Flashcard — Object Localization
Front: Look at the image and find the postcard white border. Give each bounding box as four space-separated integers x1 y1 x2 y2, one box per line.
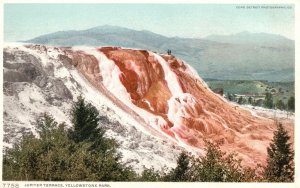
0 0 299 188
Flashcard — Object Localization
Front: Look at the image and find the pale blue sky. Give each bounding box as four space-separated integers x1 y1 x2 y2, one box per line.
4 4 295 42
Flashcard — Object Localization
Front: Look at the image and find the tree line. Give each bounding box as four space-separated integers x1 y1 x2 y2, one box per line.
3 96 294 182
227 92 295 112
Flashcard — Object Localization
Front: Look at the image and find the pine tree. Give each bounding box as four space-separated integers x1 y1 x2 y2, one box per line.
69 96 103 142
227 93 233 101
264 123 294 182
68 96 108 152
3 113 136 181
275 100 285 110
264 92 273 109
238 96 244 104
188 141 258 182
67 96 135 180
248 97 253 105
168 152 190 181
287 96 295 112
193 141 225 181
3 114 69 180
35 114 70 181
138 167 161 181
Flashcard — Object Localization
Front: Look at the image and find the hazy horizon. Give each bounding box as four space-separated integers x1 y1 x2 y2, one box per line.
4 4 295 42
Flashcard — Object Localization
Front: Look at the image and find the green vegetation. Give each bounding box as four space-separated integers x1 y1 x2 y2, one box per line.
68 96 112 153
207 80 295 111
264 92 274 109
287 96 295 112
3 97 136 181
207 80 265 94
275 100 286 110
166 152 190 181
190 141 261 182
137 167 162 181
3 97 294 182
264 123 294 182
248 96 253 105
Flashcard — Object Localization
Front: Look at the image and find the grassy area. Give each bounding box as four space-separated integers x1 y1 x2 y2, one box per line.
205 80 295 104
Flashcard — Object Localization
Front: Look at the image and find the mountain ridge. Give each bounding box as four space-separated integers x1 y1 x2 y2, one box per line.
26 25 295 82
205 31 293 47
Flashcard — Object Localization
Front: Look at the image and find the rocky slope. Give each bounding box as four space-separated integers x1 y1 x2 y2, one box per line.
3 43 294 171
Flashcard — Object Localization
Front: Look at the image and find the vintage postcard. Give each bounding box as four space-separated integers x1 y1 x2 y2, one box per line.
1 1 298 188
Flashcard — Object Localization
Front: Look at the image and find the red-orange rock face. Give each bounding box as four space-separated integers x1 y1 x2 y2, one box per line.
99 48 171 114
64 47 294 167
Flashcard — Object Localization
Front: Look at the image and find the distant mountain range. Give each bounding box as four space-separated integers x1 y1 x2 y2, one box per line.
26 25 295 82
205 31 293 47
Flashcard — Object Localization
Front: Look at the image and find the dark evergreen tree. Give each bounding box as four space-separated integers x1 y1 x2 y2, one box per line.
3 114 70 181
264 123 294 182
138 167 161 181
3 133 40 180
275 100 286 110
68 96 110 153
192 141 225 181
287 96 295 112
67 96 134 180
264 92 273 109
3 113 136 181
189 141 258 182
168 152 190 181
238 96 244 104
227 93 233 101
69 96 102 142
248 97 253 105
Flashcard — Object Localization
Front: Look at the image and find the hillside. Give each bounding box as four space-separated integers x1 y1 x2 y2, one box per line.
26 25 295 82
3 43 294 172
206 80 294 100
